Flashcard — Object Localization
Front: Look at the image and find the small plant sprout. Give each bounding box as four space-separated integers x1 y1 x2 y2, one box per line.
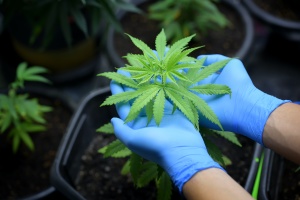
97 29 241 200
0 62 52 153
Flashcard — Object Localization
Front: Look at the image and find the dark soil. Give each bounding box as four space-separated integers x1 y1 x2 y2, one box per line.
112 0 246 66
74 132 254 200
253 0 300 21
0 94 72 199
75 134 182 200
279 160 300 200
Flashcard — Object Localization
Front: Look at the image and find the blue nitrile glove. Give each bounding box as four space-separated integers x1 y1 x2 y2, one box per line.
195 54 290 145
110 77 223 193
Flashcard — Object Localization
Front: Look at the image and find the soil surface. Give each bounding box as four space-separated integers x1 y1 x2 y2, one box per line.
253 0 300 21
111 0 246 66
279 160 300 200
74 132 254 200
0 94 72 199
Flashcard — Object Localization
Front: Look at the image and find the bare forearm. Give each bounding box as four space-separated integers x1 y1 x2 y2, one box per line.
263 103 300 165
182 168 253 200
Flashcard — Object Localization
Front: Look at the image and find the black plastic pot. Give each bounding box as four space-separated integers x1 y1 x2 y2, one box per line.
245 143 264 193
0 86 75 200
106 0 254 69
255 102 300 200
242 0 300 41
257 149 285 200
50 87 262 199
50 87 115 200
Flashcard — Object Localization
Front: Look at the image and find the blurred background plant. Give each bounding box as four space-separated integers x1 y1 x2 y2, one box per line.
148 0 230 43
0 62 52 153
0 0 140 50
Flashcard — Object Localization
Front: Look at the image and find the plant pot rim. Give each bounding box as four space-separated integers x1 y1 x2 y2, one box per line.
244 143 264 193
243 0 300 31
19 187 56 200
50 87 111 200
258 148 284 200
106 0 254 68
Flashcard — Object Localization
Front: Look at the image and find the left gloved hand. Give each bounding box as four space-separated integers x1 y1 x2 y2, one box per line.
110 76 223 193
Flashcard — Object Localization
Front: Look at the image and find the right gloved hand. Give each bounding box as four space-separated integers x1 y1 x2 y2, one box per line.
194 54 290 145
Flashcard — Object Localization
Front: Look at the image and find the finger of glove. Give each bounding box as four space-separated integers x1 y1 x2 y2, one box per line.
117 68 135 93
197 54 229 66
197 58 249 87
214 58 252 87
109 81 131 120
110 69 137 120
111 117 134 146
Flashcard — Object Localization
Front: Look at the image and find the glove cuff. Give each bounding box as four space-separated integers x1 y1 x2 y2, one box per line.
169 156 224 194
242 89 291 145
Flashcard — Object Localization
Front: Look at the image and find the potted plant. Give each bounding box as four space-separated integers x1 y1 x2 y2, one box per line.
242 0 300 41
51 30 260 200
51 87 262 200
0 0 140 84
106 0 254 69
0 62 74 199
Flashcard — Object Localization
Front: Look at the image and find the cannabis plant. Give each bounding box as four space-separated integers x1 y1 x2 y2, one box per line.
0 62 52 153
148 0 229 43
97 29 241 200
0 0 140 49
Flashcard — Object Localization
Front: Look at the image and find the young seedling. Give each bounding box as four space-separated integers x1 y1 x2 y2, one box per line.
0 62 52 153
97 29 241 200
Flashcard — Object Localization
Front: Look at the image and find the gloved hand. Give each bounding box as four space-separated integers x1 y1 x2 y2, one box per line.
195 54 290 145
110 78 223 193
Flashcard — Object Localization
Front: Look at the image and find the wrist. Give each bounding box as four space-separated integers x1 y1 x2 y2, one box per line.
166 151 224 193
183 168 254 200
238 88 290 144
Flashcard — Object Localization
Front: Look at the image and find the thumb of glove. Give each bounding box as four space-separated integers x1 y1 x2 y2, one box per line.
111 117 133 144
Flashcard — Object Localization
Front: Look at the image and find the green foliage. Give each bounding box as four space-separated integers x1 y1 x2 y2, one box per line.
97 29 241 200
99 29 230 129
0 62 52 153
0 0 140 49
148 0 229 43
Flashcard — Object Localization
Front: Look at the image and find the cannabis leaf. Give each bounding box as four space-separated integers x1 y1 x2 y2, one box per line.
98 29 231 130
